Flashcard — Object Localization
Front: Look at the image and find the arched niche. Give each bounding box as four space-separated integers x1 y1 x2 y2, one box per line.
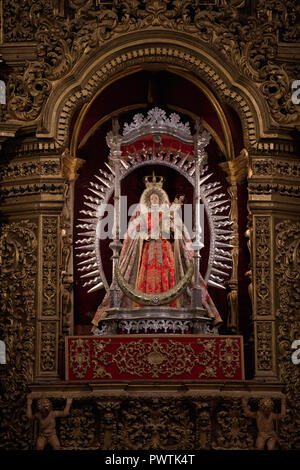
39 34 268 150
69 69 251 371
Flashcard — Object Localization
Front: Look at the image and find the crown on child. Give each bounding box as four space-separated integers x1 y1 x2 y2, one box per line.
144 172 164 189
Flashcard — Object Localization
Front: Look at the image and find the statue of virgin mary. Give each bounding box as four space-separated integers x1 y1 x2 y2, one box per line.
91 172 222 330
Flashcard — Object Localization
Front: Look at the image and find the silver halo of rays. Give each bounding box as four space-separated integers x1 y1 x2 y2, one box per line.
76 108 233 294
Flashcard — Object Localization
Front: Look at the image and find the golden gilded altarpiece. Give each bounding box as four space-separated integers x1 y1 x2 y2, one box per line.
0 0 299 450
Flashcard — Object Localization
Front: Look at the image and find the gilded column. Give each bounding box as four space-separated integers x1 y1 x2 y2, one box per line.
0 138 68 381
248 147 300 381
219 149 248 333
0 137 64 444
60 149 85 338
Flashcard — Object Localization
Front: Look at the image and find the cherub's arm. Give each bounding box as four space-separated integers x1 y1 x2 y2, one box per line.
273 397 287 420
26 396 35 420
55 398 72 418
242 397 256 419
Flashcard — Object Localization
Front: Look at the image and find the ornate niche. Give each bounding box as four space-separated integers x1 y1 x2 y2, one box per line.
75 108 233 333
70 71 251 354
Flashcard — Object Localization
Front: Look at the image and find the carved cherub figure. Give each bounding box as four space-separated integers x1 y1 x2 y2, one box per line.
242 395 286 450
27 395 72 450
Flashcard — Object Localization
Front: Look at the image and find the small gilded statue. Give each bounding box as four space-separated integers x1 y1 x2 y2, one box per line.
242 395 286 450
27 395 73 450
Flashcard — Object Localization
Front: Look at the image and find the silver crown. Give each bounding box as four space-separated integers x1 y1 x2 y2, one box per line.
122 108 193 145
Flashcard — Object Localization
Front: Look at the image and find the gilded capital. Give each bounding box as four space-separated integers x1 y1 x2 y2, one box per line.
61 148 85 181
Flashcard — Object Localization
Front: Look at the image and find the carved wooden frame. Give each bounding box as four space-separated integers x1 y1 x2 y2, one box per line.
1 0 300 449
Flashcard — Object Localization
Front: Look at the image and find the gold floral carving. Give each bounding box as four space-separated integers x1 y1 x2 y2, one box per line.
54 46 256 149
39 216 59 377
0 182 65 200
0 219 37 449
256 321 273 371
0 160 60 180
249 156 300 197
252 159 300 178
275 220 300 449
59 407 97 450
40 321 57 372
115 399 195 450
2 0 299 129
42 216 58 316
249 183 300 198
214 398 254 450
254 216 271 317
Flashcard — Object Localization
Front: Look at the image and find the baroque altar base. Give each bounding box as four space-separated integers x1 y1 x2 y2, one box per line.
66 335 244 382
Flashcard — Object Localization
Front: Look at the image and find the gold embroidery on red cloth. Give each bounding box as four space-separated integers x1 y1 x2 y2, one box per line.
92 363 112 379
110 339 195 378
92 339 112 379
197 339 218 378
199 365 217 378
68 337 242 380
219 338 240 378
70 338 91 379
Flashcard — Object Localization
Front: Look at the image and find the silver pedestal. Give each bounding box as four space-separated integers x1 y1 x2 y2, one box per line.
93 307 218 335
